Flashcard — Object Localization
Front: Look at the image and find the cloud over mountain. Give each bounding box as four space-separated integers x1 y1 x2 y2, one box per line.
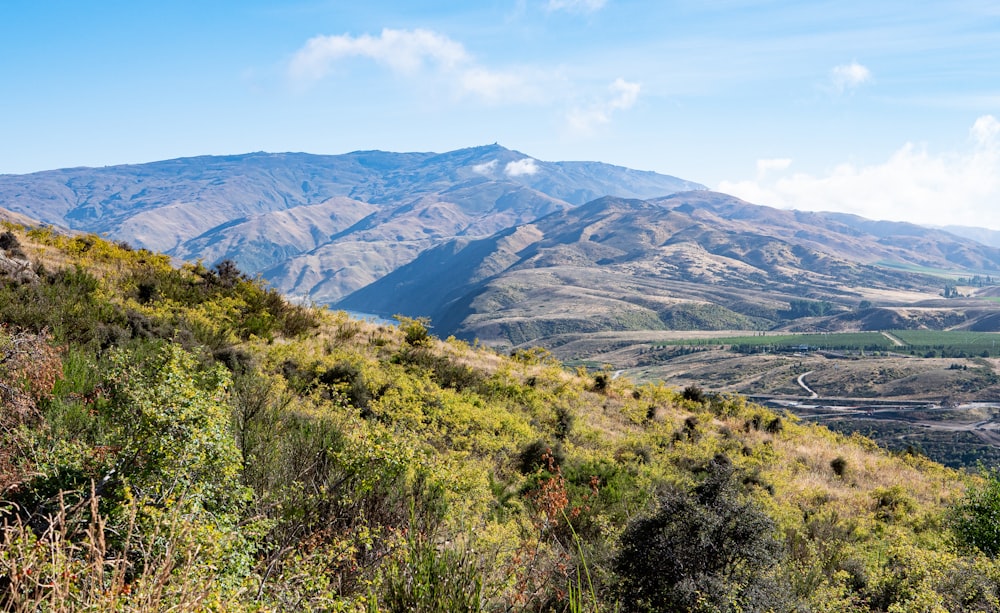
472 159 499 175
505 158 539 176
719 115 1000 230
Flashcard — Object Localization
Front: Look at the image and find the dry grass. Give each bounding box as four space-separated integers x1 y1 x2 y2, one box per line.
754 420 963 531
0 485 218 613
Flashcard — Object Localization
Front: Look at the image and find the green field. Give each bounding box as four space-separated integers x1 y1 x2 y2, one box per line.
652 329 1000 357
652 332 891 351
890 330 1000 356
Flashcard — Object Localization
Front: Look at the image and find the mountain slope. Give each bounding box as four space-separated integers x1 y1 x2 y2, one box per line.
2 224 998 612
0 145 702 302
940 224 1000 248
339 191 1000 344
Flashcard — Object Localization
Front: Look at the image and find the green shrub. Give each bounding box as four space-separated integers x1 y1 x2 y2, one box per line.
395 346 485 392
950 472 1000 556
764 416 784 434
319 361 373 410
593 372 610 393
873 485 915 523
397 315 431 346
518 439 565 474
614 455 786 612
555 406 575 441
104 344 245 515
831 456 848 477
682 385 705 403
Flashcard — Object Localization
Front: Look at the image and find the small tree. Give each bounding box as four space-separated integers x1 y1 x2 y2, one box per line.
211 258 246 288
614 455 785 612
396 315 431 346
830 456 848 478
682 384 705 403
950 471 1000 557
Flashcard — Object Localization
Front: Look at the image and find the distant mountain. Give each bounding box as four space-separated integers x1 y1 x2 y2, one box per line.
8 148 1000 346
0 145 702 302
938 225 1000 249
338 191 1000 345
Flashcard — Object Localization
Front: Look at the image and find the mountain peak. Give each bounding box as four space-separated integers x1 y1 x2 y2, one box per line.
0 146 710 304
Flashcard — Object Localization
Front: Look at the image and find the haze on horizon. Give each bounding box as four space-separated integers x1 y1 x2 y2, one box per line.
3 1 999 229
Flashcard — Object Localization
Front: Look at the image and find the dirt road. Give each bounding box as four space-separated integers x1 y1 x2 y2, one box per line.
796 371 818 399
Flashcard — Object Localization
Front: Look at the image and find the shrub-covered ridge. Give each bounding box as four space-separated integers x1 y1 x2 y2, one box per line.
0 224 998 612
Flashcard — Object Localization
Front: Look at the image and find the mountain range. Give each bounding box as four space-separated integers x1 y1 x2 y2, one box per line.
0 145 700 303
3 145 1000 345
339 190 1000 344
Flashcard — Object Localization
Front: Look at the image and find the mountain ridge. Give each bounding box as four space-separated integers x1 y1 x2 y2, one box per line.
0 145 703 302
6 148 1000 346
338 191 1000 344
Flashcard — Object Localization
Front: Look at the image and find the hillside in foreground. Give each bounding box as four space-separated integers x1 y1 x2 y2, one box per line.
3 224 1000 611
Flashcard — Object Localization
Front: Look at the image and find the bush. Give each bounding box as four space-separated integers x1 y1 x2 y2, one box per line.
593 372 611 393
518 439 565 474
554 406 575 440
280 302 320 337
0 230 26 259
319 361 372 410
830 456 848 477
682 385 705 403
104 345 245 515
397 315 431 346
614 455 786 612
873 486 915 523
764 416 784 434
395 346 485 392
950 471 1000 556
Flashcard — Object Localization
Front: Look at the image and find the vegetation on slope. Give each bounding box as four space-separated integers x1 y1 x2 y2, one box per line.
2 225 1000 611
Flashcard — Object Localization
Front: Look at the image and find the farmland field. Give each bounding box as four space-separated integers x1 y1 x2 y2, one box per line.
890 330 1000 356
652 332 891 350
650 330 1000 357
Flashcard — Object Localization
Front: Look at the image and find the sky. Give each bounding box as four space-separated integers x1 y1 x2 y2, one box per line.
3 0 1000 229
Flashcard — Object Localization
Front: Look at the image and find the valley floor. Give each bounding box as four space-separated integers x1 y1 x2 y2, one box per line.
542 330 1000 468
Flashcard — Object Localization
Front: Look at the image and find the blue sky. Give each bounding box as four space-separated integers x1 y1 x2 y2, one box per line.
3 1 1000 228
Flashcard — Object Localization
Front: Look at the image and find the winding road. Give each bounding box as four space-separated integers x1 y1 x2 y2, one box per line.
796 371 818 399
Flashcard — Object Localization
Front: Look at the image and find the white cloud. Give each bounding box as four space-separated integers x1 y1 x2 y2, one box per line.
505 158 539 177
608 77 640 110
289 28 468 82
717 115 1000 230
471 160 498 175
829 61 872 93
566 77 641 134
972 114 1000 145
288 28 548 104
547 0 607 13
